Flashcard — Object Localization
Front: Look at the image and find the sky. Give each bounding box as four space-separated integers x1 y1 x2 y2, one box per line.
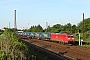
0 0 90 29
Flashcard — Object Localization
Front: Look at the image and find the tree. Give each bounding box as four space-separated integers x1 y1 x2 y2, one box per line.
72 24 77 33
59 23 72 33
26 24 43 32
77 18 90 33
66 23 72 33
36 24 43 32
50 24 61 33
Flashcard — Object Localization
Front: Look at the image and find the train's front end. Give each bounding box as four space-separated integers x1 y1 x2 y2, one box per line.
68 34 75 43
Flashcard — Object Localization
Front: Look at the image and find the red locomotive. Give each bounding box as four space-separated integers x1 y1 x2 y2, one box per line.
50 33 74 44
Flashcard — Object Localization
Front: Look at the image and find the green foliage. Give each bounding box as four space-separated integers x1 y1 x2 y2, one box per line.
50 23 76 34
77 18 90 33
50 24 61 33
82 45 90 48
24 24 43 32
0 30 4 32
0 30 4 35
66 18 90 42
23 18 90 34
23 22 78 34
74 33 79 41
50 28 60 33
72 24 77 33
74 32 90 42
0 29 52 60
0 29 28 60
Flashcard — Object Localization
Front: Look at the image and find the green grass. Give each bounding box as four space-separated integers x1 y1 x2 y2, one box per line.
82 45 90 48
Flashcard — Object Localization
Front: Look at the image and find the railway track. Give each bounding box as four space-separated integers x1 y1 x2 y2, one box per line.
16 34 90 60
29 39 90 60
21 39 71 60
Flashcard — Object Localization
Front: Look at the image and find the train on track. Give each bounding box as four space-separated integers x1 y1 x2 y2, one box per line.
16 32 74 44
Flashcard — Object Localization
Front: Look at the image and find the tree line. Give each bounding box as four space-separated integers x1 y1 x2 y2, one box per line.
23 18 90 34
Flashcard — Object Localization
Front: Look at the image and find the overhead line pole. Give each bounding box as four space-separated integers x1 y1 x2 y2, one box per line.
46 22 48 32
28 23 29 29
14 10 17 29
9 22 10 29
49 23 50 32
82 13 84 40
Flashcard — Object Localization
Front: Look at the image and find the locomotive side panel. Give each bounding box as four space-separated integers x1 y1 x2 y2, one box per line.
54 34 68 43
50 33 74 43
50 33 59 41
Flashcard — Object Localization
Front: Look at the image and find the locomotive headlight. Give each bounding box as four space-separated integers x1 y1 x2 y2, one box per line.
68 38 70 40
72 38 74 40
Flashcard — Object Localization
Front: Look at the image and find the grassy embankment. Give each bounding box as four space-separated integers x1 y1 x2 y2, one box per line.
0 29 52 60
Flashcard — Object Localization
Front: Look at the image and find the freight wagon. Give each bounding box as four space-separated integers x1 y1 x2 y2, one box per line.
35 32 50 40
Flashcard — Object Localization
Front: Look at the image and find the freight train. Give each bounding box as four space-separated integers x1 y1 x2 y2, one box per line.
16 32 74 44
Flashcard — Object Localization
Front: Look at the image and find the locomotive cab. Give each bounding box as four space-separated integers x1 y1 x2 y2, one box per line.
68 35 74 43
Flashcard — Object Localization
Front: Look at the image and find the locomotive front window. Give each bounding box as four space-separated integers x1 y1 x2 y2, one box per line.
68 35 74 38
71 36 74 38
68 36 71 38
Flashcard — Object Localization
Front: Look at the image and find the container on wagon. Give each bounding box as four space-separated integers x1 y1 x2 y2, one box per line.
35 32 40 38
29 32 35 37
16 31 23 35
24 32 31 36
40 32 50 39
